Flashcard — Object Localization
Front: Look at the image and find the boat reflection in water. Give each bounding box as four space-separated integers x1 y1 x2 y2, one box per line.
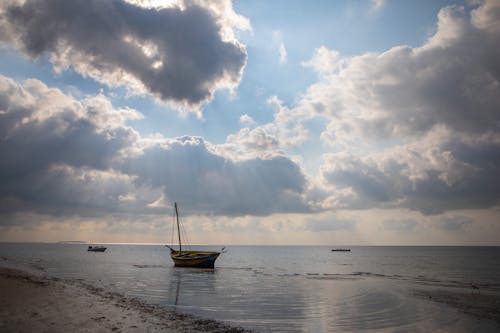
166 202 225 268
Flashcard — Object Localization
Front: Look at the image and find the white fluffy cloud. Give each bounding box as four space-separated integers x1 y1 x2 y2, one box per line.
0 0 248 109
280 0 500 214
239 114 256 127
221 127 281 160
305 3 500 141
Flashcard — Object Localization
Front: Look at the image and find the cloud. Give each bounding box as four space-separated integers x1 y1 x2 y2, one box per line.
1 165 162 217
0 75 159 218
308 3 500 141
124 136 311 216
272 30 287 65
222 127 281 160
436 215 473 231
0 0 248 109
279 42 287 65
319 126 500 214
302 47 343 76
319 152 396 210
264 96 311 147
370 0 385 12
239 114 256 127
471 0 500 34
304 216 356 232
275 0 500 215
383 219 418 233
216 95 311 161
217 95 314 162
0 76 140 173
0 75 312 221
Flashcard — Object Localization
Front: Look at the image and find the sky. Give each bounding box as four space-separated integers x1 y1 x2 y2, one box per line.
0 0 499 245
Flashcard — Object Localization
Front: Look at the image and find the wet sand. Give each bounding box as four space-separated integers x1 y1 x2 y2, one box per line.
413 288 500 323
0 266 250 333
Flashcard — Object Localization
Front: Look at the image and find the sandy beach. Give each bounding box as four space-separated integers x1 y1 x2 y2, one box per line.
0 266 250 333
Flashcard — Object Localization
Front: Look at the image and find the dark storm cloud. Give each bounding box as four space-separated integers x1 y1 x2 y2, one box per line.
0 0 247 107
0 75 310 222
0 75 148 217
0 77 138 173
321 132 500 215
125 136 311 216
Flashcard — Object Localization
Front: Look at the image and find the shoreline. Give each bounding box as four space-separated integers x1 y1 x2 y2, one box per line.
0 265 252 333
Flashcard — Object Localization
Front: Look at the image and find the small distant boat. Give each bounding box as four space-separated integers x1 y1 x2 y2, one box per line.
166 202 223 268
331 248 351 252
87 245 107 252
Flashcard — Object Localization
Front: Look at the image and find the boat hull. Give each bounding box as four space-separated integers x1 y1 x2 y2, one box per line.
170 250 220 268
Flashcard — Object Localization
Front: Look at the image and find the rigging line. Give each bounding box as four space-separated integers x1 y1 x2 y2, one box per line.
181 214 192 250
180 218 190 251
184 222 192 250
170 208 175 247
176 203 191 251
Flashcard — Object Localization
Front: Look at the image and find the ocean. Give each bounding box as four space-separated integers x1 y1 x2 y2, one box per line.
1 243 499 332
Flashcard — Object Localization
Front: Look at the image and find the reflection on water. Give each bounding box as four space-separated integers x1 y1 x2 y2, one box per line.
1 243 500 332
174 274 181 305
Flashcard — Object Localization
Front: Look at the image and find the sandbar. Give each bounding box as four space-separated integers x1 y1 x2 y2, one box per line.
413 288 500 323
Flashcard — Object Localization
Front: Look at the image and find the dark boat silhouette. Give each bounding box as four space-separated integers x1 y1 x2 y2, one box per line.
87 245 107 252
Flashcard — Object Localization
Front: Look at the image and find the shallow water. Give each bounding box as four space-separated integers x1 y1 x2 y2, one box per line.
1 243 499 332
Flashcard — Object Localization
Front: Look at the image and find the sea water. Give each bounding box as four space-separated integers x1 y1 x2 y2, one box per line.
1 243 499 332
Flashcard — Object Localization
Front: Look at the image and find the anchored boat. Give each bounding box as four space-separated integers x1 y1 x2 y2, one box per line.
87 245 106 252
166 202 223 268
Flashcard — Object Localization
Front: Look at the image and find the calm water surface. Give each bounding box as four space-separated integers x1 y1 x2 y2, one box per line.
1 243 500 332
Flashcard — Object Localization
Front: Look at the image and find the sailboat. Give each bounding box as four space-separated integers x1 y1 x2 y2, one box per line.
166 202 223 268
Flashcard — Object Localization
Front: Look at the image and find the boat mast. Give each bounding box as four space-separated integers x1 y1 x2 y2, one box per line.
174 202 182 253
